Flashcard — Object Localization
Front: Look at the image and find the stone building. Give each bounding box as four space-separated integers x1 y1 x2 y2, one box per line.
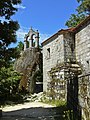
42 29 76 100
42 31 64 92
75 16 90 120
42 15 90 119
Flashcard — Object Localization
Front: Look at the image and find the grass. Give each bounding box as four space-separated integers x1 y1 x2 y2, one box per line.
40 93 66 107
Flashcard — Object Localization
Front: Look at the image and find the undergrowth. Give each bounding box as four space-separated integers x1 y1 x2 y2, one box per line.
40 93 66 107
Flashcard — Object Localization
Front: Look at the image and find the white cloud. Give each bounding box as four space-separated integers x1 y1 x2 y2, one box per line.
16 28 28 41
13 4 26 9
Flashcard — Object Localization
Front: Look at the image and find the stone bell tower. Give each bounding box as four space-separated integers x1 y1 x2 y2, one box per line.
24 27 39 50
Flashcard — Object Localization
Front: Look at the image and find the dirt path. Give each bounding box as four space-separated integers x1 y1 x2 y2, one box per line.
0 102 63 120
2 101 54 112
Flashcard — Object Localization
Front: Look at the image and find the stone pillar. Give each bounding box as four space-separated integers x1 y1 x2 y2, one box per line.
24 37 27 51
35 30 39 48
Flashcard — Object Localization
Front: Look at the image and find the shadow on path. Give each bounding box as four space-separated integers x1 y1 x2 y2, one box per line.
1 106 67 120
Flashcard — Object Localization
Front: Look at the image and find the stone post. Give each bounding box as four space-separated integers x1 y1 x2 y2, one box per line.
24 41 27 51
24 34 28 50
35 30 39 48
24 37 27 51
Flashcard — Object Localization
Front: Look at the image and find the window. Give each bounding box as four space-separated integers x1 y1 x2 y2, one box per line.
47 48 50 59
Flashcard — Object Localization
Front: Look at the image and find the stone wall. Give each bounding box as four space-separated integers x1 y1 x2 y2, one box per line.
63 32 76 63
42 16 90 119
42 32 76 95
47 69 66 100
75 20 90 73
43 34 64 92
75 20 90 120
78 75 90 120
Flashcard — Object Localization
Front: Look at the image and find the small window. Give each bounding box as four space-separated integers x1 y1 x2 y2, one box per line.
86 60 89 68
71 44 74 53
47 48 50 59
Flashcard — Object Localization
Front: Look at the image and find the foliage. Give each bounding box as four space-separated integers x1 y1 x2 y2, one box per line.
65 0 90 27
0 47 20 68
0 0 21 19
0 0 24 104
42 98 66 107
0 0 22 68
40 92 65 106
16 41 24 52
34 69 43 82
15 41 24 58
65 14 86 27
0 21 20 67
77 0 90 14
0 66 22 105
40 94 74 120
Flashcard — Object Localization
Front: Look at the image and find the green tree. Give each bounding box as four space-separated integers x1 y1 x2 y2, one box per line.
65 0 90 27
0 0 21 19
16 41 24 56
0 0 21 67
0 0 24 105
0 66 22 104
65 14 86 27
77 0 90 14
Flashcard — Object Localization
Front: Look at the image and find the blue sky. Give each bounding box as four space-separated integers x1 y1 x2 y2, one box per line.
11 0 78 46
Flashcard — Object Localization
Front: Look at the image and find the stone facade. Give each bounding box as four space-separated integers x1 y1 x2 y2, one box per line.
42 30 76 100
42 28 77 91
42 16 90 120
63 32 76 64
75 17 90 120
75 19 90 73
42 34 64 92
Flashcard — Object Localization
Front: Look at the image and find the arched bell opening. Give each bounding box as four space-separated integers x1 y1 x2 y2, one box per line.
24 28 39 50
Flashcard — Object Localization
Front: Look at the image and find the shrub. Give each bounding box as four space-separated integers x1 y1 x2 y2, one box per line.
0 66 23 105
